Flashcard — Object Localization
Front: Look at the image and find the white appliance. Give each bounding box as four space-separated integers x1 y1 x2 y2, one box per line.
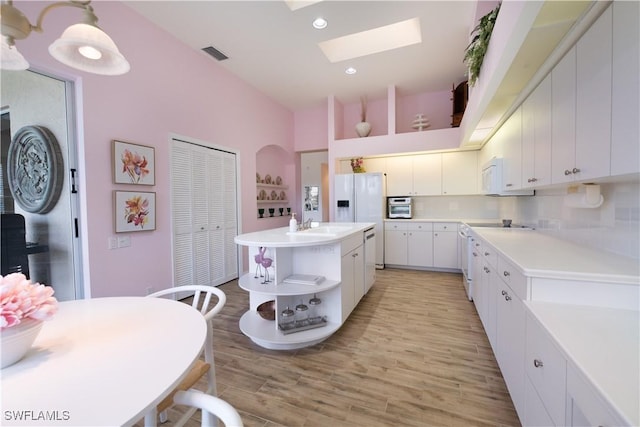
388 197 413 219
335 173 385 269
458 224 474 301
481 158 533 196
363 226 376 293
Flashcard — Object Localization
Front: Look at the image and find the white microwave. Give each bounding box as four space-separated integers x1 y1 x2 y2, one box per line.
482 159 533 196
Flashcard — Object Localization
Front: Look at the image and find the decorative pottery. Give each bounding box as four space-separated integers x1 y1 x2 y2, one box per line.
1 318 43 368
258 208 265 218
355 121 371 137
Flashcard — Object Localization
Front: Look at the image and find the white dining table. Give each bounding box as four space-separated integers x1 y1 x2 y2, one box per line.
0 296 207 426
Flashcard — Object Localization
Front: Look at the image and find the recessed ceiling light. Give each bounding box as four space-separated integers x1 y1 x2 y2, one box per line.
312 18 327 29
345 67 357 75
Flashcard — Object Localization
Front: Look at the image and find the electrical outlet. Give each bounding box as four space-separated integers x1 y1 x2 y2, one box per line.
117 236 131 248
108 237 117 249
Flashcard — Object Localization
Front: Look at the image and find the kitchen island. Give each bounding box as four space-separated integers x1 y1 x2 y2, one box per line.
234 222 375 350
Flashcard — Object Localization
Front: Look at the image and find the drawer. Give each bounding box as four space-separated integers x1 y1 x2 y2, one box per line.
385 222 408 231
407 222 432 232
433 222 457 232
480 242 498 268
341 234 362 255
498 255 527 300
525 311 566 426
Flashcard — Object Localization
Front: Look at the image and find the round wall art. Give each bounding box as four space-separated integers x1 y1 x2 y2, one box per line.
7 125 64 214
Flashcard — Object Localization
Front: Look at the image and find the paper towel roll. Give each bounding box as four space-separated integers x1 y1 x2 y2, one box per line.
585 184 601 206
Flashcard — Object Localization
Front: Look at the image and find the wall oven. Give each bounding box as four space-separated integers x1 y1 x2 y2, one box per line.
388 197 412 219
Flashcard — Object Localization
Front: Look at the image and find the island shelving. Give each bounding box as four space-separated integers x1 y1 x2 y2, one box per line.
234 223 375 350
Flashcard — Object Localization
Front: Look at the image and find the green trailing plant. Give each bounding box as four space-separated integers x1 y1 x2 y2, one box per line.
464 3 501 86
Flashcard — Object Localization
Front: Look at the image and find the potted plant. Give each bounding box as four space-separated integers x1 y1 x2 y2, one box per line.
464 3 501 86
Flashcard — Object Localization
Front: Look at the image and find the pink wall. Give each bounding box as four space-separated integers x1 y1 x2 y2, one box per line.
14 1 294 297
294 106 328 152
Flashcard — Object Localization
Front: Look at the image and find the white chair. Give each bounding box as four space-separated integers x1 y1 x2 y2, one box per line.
146 285 226 426
173 389 243 427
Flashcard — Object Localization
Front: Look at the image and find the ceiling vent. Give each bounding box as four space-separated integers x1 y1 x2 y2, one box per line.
202 46 228 61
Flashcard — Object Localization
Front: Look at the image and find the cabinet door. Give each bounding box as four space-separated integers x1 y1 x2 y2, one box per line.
384 229 407 265
551 46 578 184
413 154 442 196
611 1 640 176
386 156 413 196
501 107 523 191
522 75 552 188
341 249 356 321
407 230 433 267
353 246 365 305
433 231 457 268
442 151 478 195
496 282 526 417
363 157 387 174
576 5 612 180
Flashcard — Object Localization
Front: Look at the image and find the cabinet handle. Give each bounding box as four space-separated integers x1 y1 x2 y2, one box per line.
504 294 512 301
434 233 438 237
484 267 490 273
506 183 513 187
572 167 581 174
484 251 490 256
501 290 507 296
443 226 448 229
533 359 544 368
564 169 573 176
527 178 538 183
503 271 510 277
201 227 205 230
475 243 480 247
472 252 478 257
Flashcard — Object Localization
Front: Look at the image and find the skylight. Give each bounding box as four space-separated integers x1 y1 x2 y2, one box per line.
318 17 422 63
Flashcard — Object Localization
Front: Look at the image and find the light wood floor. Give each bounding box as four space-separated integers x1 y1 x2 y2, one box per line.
153 269 521 427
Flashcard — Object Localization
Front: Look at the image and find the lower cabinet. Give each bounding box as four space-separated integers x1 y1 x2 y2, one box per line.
384 221 458 269
433 223 458 268
341 243 364 321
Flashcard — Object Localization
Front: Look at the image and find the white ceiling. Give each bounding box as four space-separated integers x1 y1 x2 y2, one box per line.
123 1 478 111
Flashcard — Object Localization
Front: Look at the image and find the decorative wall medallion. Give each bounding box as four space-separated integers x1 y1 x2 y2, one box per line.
7 125 64 214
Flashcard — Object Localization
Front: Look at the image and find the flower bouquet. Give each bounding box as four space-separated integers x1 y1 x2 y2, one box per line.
350 157 366 173
1 273 58 368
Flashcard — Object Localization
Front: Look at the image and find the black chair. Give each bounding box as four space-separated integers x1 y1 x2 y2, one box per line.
1 213 29 278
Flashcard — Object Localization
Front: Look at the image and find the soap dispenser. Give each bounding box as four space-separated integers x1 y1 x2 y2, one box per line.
289 212 297 232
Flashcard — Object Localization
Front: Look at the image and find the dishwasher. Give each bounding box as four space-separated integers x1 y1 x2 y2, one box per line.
364 227 376 294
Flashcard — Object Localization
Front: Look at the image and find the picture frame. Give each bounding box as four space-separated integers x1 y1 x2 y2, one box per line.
114 191 156 233
113 140 155 185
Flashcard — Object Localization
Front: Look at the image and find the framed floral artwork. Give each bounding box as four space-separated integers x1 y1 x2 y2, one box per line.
114 191 156 232
113 140 155 185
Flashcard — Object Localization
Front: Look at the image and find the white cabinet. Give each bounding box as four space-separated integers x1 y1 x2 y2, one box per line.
521 74 552 188
341 243 364 320
442 151 478 195
525 311 566 426
611 1 640 176
565 363 622 427
500 107 524 191
575 5 612 181
384 222 433 267
551 46 578 184
433 223 458 268
386 154 441 196
171 140 238 288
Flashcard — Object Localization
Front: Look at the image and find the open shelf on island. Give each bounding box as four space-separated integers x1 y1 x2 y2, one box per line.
238 274 340 296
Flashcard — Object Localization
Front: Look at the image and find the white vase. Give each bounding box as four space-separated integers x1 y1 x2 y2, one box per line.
355 121 371 137
1 318 43 368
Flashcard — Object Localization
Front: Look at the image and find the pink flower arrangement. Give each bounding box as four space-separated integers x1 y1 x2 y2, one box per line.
350 157 366 173
1 273 58 331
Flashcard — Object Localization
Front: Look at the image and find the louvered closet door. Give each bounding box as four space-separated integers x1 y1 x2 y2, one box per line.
171 139 238 288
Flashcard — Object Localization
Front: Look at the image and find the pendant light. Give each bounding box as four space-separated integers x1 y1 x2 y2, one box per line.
1 0 129 75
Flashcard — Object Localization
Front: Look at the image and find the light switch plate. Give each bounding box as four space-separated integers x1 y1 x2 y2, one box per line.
117 236 131 248
108 237 117 249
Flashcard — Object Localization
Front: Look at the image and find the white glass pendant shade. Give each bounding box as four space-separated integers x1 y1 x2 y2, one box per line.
1 38 29 70
48 23 130 75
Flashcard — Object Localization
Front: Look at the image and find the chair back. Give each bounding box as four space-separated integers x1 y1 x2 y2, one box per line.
173 390 243 427
148 285 226 322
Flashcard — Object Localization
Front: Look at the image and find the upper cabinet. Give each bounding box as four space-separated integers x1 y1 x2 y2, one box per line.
611 1 640 176
386 154 442 197
521 74 552 189
551 46 578 185
575 5 612 181
500 107 523 191
442 151 478 195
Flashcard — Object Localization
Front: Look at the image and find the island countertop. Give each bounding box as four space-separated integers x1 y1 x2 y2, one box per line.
234 222 375 247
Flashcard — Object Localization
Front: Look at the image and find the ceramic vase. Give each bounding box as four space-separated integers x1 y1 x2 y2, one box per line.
1 318 43 368
355 121 371 137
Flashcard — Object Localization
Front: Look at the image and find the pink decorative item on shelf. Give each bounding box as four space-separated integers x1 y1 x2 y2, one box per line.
1 273 58 368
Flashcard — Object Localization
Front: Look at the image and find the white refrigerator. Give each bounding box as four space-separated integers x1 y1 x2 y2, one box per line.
334 173 385 269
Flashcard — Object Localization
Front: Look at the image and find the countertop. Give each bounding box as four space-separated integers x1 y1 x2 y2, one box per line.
234 222 375 247
471 228 640 285
526 301 639 426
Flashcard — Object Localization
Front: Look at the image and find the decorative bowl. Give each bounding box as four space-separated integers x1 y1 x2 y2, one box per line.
257 300 276 321
1 319 43 368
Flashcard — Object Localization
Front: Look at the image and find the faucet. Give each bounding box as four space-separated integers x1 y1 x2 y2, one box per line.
300 218 313 230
